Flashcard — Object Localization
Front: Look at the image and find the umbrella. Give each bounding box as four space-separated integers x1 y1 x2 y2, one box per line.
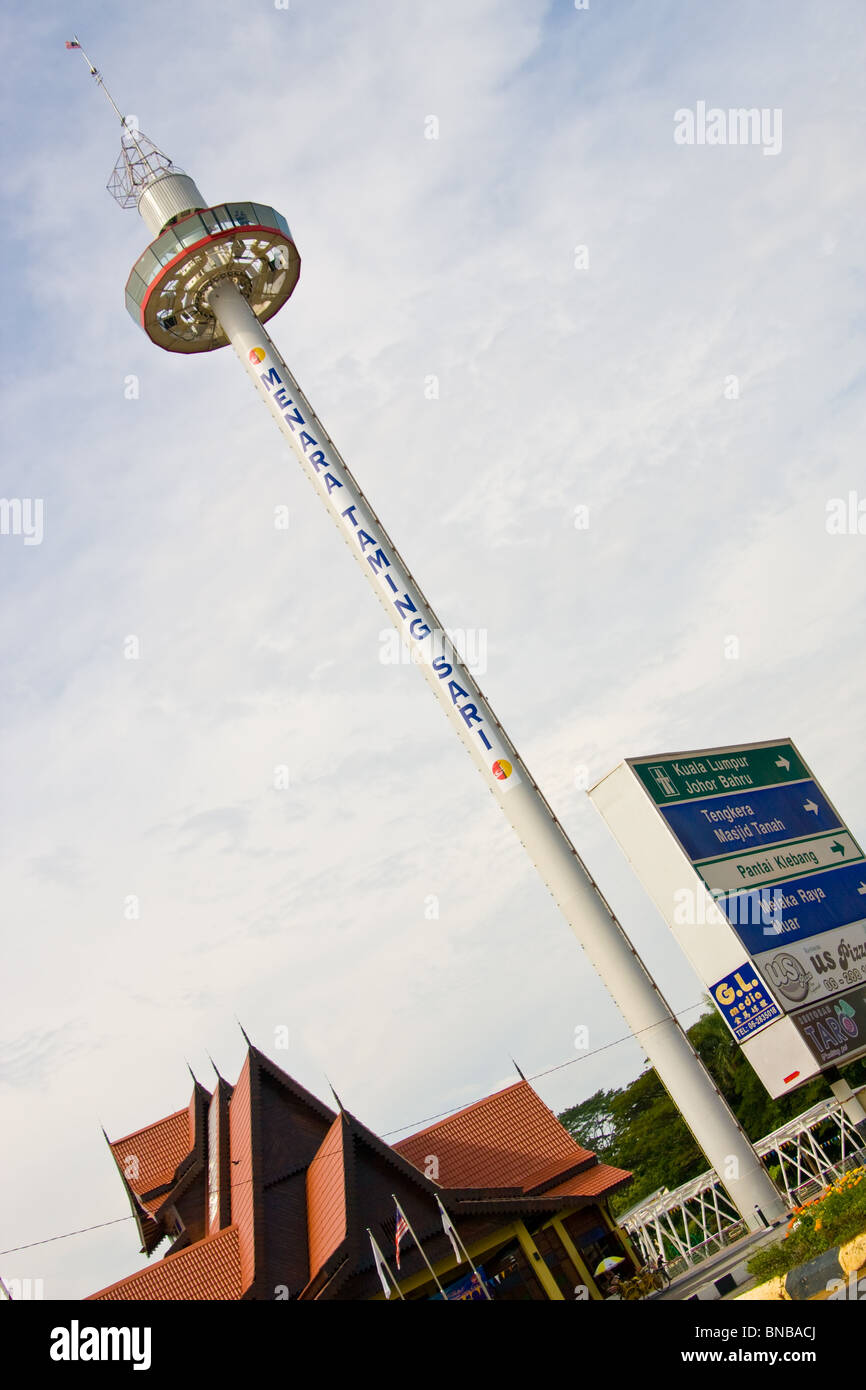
595 1256 626 1275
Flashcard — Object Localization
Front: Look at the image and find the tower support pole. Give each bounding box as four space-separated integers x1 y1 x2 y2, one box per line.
207 278 786 1228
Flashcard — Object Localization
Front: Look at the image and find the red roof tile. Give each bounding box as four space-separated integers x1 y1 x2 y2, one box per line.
306 1116 348 1282
87 1226 242 1301
394 1081 600 1192
93 1051 632 1302
109 1107 193 1203
542 1163 633 1199
521 1153 591 1193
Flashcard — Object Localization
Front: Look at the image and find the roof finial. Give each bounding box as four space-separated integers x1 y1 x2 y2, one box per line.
325 1076 345 1112
206 1052 225 1082
511 1057 527 1082
235 1018 253 1049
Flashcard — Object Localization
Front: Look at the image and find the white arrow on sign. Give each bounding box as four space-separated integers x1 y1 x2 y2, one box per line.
803 800 819 814
775 756 791 771
859 882 866 896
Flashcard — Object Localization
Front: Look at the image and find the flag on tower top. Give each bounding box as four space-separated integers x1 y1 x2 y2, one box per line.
65 39 81 49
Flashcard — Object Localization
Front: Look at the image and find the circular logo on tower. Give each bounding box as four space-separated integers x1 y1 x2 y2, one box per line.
249 347 266 364
492 760 512 781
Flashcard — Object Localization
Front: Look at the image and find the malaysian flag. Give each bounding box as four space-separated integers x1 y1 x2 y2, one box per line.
65 39 81 49
394 1208 409 1270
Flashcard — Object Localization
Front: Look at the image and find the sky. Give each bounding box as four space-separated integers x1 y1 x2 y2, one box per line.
1 0 864 1300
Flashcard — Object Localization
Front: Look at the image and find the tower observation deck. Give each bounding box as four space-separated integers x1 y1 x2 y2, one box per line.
75 36 791 1235
108 123 300 353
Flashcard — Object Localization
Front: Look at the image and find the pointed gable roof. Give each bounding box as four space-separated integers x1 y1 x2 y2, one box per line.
393 1079 617 1195
106 1079 211 1253
306 1114 348 1281
94 1050 632 1301
108 1107 193 1202
300 1106 450 1299
227 1044 339 1298
88 1225 242 1302
251 1045 336 1182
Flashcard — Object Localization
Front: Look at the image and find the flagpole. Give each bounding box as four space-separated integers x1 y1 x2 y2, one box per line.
65 36 150 165
435 1195 494 1301
367 1229 405 1300
392 1196 448 1300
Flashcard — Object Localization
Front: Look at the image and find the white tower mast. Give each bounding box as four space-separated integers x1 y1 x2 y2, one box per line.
76 46 786 1229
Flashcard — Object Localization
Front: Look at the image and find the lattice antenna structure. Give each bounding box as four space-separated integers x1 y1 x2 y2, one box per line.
66 36 182 210
107 127 180 210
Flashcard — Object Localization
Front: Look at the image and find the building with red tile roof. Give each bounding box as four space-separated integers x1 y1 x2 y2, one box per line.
88 1045 635 1301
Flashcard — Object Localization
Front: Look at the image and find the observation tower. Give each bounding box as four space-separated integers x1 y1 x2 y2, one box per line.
117 137 299 356
74 38 788 1232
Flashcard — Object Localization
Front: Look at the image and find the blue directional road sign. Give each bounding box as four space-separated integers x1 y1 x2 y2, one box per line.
660 781 840 862
626 740 866 1076
720 861 866 956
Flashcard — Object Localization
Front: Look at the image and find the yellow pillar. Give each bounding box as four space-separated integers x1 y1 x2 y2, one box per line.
515 1221 564 1300
550 1216 602 1300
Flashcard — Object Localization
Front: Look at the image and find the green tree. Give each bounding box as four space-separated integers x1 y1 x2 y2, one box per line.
558 1088 618 1156
558 1003 866 1214
606 1068 705 1206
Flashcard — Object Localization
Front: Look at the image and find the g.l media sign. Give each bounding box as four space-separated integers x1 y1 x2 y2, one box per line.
710 966 781 1042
